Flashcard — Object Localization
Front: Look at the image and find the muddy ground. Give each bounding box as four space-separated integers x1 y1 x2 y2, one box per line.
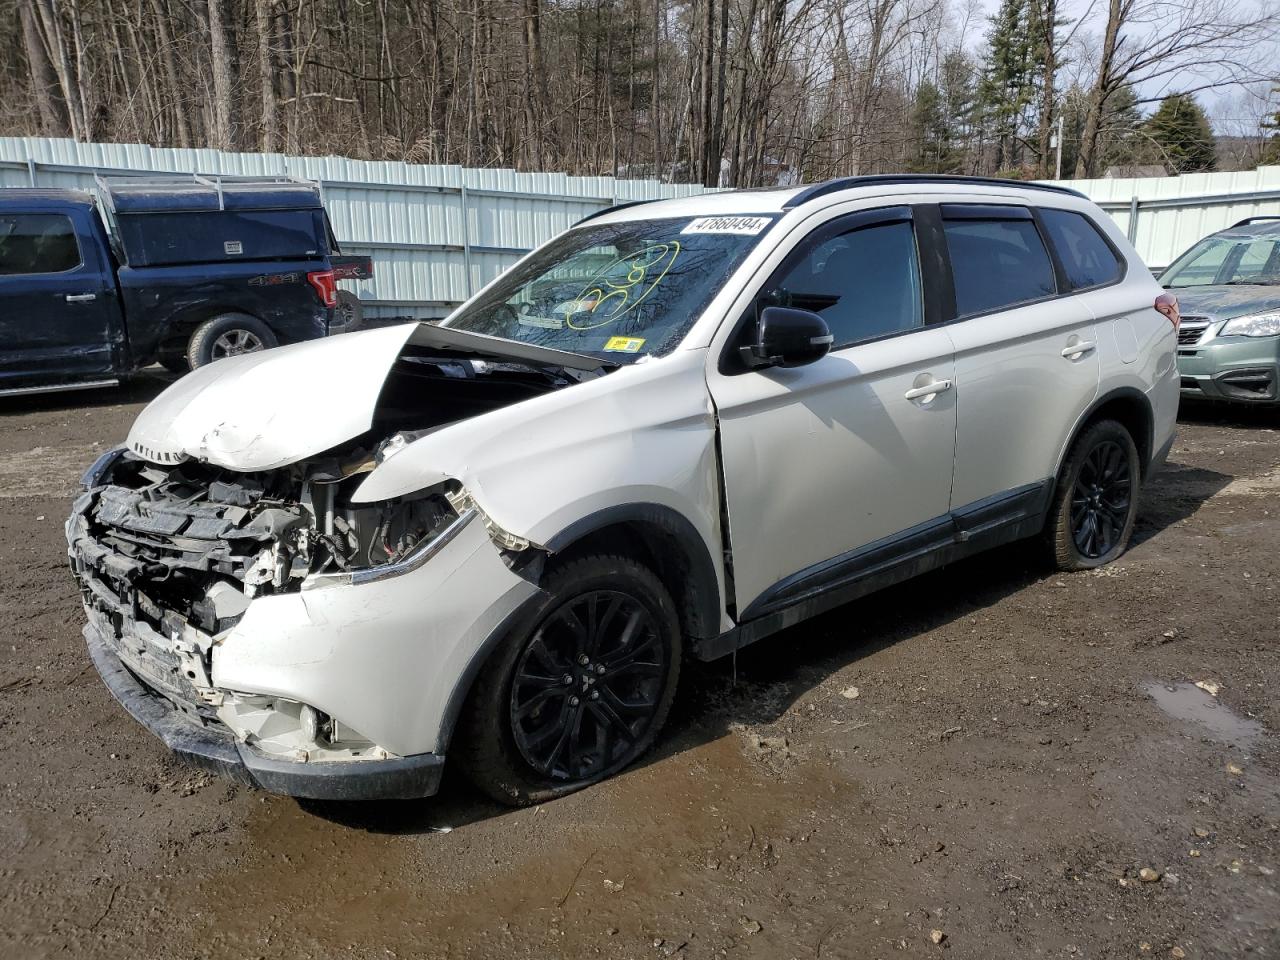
1 377 1277 960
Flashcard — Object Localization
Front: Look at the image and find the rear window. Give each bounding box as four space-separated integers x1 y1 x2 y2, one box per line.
1041 209 1122 289
943 214 1056 316
0 213 81 275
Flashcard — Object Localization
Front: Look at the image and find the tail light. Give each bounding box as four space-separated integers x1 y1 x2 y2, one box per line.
1155 292 1180 330
307 270 338 308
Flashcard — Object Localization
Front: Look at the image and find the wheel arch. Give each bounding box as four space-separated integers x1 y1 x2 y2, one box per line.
1055 386 1155 482
433 503 723 755
541 504 723 643
154 304 266 360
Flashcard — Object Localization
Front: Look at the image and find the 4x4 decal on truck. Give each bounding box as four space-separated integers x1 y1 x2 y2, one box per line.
248 272 300 287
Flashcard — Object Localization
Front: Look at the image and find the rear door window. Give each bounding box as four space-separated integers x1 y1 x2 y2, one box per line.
1040 208 1122 289
941 208 1057 316
1233 239 1280 282
0 213 82 275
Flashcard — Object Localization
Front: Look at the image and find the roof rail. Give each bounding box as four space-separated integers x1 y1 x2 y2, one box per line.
574 198 659 226
782 174 1087 209
92 171 318 213
1230 215 1280 228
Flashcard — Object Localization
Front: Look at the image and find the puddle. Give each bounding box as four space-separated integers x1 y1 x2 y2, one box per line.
1143 681 1264 747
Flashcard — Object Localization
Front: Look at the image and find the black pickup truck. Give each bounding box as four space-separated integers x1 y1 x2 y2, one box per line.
0 177 372 397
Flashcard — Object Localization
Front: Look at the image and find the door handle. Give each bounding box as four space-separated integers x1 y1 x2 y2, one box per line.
904 379 953 401
1061 340 1095 359
65 293 97 303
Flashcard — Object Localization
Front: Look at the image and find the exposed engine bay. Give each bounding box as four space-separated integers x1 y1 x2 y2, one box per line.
67 342 600 760
73 346 584 625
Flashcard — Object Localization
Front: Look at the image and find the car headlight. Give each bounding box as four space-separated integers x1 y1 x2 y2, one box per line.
1220 312 1280 338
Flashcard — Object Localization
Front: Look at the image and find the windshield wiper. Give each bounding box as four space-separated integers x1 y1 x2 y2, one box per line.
1223 279 1280 286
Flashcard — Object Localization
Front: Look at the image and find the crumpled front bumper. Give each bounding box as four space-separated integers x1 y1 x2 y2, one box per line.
83 620 445 800
69 479 540 799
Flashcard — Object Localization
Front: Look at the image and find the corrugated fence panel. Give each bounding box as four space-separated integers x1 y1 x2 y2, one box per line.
3 137 1279 309
1043 167 1280 270
0 137 716 320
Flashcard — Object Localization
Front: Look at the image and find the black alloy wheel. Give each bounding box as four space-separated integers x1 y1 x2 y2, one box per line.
456 553 682 806
1070 439 1132 558
1046 418 1140 571
509 590 669 782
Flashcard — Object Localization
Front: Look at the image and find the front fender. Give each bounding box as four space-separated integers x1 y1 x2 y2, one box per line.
352 349 731 631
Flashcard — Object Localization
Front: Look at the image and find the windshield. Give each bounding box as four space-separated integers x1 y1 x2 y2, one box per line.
443 215 775 361
1161 235 1280 288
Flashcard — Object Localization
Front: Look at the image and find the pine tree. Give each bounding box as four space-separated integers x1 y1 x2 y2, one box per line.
908 81 963 173
1099 85 1146 171
1260 84 1280 165
1145 93 1217 173
979 0 1041 173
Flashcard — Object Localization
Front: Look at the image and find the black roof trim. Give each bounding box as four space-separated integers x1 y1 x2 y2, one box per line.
574 199 660 226
782 175 1087 209
1231 215 1280 229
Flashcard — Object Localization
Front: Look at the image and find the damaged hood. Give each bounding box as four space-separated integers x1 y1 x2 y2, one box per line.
127 322 610 472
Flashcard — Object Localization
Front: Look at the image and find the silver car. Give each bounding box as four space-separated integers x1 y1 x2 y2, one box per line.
68 176 1180 805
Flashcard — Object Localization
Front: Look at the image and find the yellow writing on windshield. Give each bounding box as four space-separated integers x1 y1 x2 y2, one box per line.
568 241 680 330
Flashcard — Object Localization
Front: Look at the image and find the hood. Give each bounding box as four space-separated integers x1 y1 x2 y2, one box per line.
1168 284 1280 321
126 322 610 472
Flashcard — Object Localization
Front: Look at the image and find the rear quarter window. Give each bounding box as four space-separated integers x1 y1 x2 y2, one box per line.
1040 208 1122 289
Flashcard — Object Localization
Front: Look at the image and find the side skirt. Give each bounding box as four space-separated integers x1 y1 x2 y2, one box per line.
693 479 1052 661
0 378 118 399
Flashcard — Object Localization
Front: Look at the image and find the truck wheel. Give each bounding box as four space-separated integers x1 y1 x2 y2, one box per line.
456 554 682 806
187 314 278 368
333 290 364 334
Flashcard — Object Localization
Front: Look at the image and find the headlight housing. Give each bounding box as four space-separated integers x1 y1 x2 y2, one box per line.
1220 311 1280 338
80 445 127 490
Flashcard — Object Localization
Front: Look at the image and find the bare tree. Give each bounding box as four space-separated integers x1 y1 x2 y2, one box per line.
206 0 239 150
3 0 1277 181
1074 0 1280 177
18 0 66 134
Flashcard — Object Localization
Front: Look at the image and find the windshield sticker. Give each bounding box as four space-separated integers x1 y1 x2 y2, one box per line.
681 216 771 236
516 313 564 329
604 336 646 353
568 241 680 330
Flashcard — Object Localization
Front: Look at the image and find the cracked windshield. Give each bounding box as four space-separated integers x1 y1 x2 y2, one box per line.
444 215 776 360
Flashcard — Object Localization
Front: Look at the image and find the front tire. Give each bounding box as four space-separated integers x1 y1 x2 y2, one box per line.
456 554 682 806
187 313 277 369
1046 419 1140 570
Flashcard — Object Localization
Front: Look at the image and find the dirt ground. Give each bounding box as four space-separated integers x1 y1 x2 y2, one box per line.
1 377 1277 960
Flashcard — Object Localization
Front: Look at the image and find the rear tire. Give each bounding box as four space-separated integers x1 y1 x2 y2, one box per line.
333 290 364 333
456 554 682 806
158 352 189 375
187 313 277 369
1045 419 1140 570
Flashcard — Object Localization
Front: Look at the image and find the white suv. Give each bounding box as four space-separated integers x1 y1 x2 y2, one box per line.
69 176 1180 804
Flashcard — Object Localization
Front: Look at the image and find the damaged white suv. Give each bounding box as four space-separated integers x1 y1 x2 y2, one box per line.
70 176 1179 804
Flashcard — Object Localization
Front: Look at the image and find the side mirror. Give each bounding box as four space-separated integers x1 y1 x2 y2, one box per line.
741 306 833 369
